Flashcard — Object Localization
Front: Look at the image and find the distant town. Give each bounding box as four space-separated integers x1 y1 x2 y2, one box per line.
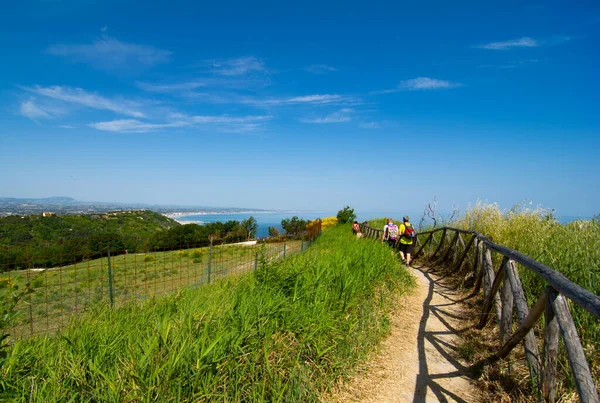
0 197 265 218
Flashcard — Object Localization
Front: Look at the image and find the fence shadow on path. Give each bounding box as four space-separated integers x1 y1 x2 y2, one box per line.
411 264 475 403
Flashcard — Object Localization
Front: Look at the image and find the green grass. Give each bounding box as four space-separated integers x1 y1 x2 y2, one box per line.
1 241 302 337
1 225 413 402
452 202 600 395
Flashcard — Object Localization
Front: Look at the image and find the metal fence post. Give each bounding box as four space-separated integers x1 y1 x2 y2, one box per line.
208 236 213 284
283 243 287 259
254 252 258 271
107 246 114 308
301 239 304 252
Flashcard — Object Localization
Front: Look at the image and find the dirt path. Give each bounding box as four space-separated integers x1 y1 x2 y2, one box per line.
329 265 479 403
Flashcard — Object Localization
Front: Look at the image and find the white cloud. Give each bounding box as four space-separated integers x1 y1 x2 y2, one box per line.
360 122 381 129
19 99 52 121
23 85 146 118
300 108 353 124
188 115 271 124
47 35 172 70
246 94 357 106
209 57 266 76
305 64 337 74
58 125 76 129
136 81 206 93
372 77 461 94
400 77 460 90
89 119 186 133
90 115 272 133
475 37 539 50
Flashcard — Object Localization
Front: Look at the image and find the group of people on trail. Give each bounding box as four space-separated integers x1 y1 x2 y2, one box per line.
381 216 416 266
351 217 416 266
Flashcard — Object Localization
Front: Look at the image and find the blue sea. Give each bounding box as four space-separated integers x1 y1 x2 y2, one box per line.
174 211 420 238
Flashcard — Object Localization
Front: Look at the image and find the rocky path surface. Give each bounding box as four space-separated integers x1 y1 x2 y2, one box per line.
329 265 479 403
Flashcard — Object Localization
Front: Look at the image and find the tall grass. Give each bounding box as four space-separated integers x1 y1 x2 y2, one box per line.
453 202 600 389
1 241 300 338
1 225 413 402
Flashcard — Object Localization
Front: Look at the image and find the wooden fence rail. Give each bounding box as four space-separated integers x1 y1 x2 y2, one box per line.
359 222 600 403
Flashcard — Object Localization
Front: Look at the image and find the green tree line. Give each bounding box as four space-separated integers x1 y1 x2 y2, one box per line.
0 211 259 272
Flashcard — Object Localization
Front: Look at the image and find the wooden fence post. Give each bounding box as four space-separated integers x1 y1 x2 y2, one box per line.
500 259 514 342
477 256 507 329
472 240 485 295
549 289 599 402
505 260 541 381
453 234 475 273
543 287 559 403
441 231 459 262
431 228 447 259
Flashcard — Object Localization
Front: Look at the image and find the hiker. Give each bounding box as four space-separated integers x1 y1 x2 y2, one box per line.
381 218 399 248
398 215 416 265
352 221 362 238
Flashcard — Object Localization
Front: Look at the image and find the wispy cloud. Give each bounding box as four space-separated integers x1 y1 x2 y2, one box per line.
23 85 146 118
19 98 68 122
58 125 76 129
300 108 353 124
136 81 207 93
47 34 172 71
372 77 461 94
477 59 539 69
208 57 266 76
360 122 381 129
246 94 358 106
400 77 461 90
20 99 52 121
90 115 272 133
305 64 337 74
89 119 186 133
475 37 539 50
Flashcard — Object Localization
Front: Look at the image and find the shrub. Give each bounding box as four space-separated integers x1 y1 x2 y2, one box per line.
336 206 356 224
321 216 338 231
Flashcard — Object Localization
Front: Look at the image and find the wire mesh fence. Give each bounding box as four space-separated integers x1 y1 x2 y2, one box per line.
1 237 315 339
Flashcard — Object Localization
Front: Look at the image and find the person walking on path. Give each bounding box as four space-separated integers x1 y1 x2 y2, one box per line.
398 216 416 265
381 218 399 248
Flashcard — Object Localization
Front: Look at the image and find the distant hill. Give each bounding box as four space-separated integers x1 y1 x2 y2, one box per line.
0 210 180 271
0 196 266 217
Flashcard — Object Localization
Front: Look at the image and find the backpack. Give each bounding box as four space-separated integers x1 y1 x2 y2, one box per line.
387 224 399 240
403 223 417 239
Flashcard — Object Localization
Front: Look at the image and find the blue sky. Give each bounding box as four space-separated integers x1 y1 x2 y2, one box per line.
1 0 599 216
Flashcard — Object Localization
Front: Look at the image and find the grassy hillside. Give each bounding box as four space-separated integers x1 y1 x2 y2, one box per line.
2 240 302 337
1 225 414 402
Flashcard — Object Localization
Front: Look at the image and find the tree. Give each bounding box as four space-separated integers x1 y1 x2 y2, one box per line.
336 206 356 224
268 226 279 237
241 217 258 240
281 216 308 237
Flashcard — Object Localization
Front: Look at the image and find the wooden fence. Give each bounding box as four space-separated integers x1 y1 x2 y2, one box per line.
359 223 600 403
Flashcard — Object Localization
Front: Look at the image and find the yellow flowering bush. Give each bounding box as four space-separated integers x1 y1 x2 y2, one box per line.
321 216 338 231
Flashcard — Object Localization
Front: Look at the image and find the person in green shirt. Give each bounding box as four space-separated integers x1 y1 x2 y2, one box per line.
398 216 416 265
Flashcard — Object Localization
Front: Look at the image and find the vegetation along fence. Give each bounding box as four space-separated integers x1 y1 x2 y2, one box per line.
360 222 600 403
1 235 319 339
